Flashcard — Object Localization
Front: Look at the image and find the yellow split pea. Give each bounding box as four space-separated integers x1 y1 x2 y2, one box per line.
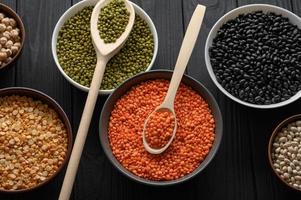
0 95 68 190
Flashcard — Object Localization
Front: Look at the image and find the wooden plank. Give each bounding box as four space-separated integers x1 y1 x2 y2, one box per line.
133 0 184 70
0 0 16 10
238 0 292 8
183 1 259 200
292 0 301 13
1 1 301 200
0 1 72 200
0 0 16 88
183 0 237 95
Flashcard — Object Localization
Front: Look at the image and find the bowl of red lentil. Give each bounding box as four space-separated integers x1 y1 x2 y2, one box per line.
99 70 223 185
0 87 72 193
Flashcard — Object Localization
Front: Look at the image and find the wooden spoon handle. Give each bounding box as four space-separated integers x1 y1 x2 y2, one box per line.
162 5 206 108
59 57 108 200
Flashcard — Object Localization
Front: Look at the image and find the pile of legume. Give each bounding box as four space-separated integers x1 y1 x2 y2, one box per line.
0 95 68 190
109 80 215 180
0 12 21 68
98 0 130 43
209 11 301 105
144 110 175 149
56 6 154 90
272 120 301 190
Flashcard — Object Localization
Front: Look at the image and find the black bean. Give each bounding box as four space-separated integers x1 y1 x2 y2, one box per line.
209 11 301 105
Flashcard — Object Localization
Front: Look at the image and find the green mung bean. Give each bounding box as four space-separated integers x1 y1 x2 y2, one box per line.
56 6 154 90
98 0 129 43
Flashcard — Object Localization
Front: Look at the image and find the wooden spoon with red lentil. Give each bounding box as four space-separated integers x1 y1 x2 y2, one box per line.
142 5 206 154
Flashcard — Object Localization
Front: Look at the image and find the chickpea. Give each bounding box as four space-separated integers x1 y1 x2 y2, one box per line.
0 51 7 61
2 31 10 39
1 17 10 26
5 49 12 57
0 37 7 45
5 40 13 49
13 42 21 48
6 25 12 31
0 23 6 32
11 45 18 55
9 18 16 28
15 28 20 34
10 29 19 39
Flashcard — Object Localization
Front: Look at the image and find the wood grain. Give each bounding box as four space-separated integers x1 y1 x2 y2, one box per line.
0 0 301 199
131 0 184 70
183 0 236 95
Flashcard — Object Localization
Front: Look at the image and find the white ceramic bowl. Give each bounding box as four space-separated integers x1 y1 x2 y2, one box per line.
205 4 301 109
52 0 158 95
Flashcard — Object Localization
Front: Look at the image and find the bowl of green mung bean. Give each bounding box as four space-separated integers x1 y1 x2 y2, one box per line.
51 0 158 95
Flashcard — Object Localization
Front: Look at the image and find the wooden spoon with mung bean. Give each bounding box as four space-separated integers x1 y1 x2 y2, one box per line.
58 1 135 199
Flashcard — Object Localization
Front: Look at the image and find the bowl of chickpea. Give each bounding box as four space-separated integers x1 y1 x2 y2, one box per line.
0 3 25 69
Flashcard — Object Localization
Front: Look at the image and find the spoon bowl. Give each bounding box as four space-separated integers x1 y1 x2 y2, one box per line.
90 0 135 56
142 107 177 154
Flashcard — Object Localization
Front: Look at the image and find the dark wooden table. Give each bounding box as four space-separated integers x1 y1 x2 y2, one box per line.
1 0 301 199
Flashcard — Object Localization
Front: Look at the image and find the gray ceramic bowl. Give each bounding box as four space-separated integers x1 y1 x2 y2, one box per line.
205 4 301 109
99 70 223 186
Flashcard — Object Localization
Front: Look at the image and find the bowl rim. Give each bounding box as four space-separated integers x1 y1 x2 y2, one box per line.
0 3 25 70
205 4 301 109
0 87 73 193
99 69 223 186
51 0 158 95
268 114 301 192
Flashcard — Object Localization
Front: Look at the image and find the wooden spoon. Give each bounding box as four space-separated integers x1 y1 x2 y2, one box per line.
142 5 206 154
59 1 135 199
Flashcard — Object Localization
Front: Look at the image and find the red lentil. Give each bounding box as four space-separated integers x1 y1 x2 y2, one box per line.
144 110 175 149
108 79 215 181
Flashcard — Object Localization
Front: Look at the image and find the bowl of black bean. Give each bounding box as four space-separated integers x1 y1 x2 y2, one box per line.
205 4 301 109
